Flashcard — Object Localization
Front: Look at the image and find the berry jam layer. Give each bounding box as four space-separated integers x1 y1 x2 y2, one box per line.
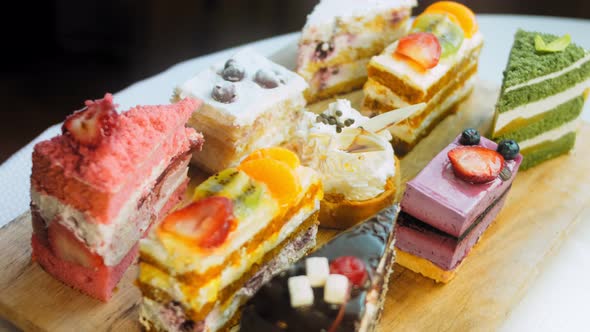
139 224 318 332
31 97 203 224
31 178 188 302
297 8 411 78
401 135 522 238
396 187 510 271
31 152 192 267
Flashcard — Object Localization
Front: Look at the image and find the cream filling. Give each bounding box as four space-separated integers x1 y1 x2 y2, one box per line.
309 58 369 93
298 24 409 75
389 75 477 142
495 80 590 132
505 53 590 93
364 78 413 109
142 200 320 313
519 118 580 150
370 32 483 92
31 158 188 266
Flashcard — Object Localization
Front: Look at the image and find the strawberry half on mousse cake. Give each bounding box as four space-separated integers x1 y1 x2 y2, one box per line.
30 93 204 301
395 129 522 283
137 147 323 332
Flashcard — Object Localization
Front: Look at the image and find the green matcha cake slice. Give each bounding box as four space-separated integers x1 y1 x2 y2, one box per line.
492 29 590 170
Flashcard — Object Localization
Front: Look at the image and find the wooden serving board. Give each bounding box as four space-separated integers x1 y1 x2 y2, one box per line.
1 82 589 331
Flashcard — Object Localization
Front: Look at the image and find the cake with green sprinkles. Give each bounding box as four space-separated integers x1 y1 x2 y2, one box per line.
491 29 590 170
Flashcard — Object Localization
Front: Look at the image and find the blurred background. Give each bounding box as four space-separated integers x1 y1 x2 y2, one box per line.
0 0 588 163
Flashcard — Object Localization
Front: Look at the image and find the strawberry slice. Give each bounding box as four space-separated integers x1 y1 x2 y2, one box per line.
48 220 104 269
448 146 504 184
160 196 235 249
329 256 367 287
62 93 119 148
395 32 441 69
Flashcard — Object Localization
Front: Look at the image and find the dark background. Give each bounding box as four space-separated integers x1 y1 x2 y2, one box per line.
1 0 588 163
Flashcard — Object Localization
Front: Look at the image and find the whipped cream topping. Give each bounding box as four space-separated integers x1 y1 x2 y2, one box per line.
302 0 416 41
177 48 308 127
299 100 395 201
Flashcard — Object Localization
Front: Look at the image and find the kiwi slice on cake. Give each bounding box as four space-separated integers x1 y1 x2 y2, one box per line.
412 13 464 58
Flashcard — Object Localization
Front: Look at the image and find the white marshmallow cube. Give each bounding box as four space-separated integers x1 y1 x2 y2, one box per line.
288 275 314 307
324 274 349 304
305 257 330 287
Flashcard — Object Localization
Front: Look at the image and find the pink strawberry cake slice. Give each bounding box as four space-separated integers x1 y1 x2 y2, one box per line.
30 93 204 301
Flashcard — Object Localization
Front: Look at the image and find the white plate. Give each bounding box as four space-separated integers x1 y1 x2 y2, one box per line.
1 14 589 332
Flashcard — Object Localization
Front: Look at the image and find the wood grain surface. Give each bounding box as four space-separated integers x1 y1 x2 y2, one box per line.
1 82 589 331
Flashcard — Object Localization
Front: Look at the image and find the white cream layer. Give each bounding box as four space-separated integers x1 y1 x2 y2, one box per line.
178 48 308 127
505 53 590 93
31 158 187 266
300 100 395 201
519 118 580 150
495 79 590 132
309 58 369 93
389 75 477 143
370 32 483 93
302 0 416 41
141 200 320 313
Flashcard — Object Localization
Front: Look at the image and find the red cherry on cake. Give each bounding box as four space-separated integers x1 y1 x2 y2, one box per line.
62 93 119 148
160 196 235 248
395 32 441 69
329 256 367 287
448 146 505 184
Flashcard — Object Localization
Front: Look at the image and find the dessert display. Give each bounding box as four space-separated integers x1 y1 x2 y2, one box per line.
137 147 323 331
362 1 484 156
9 6 590 332
240 204 401 332
491 30 590 170
174 48 308 173
395 129 522 283
297 0 417 103
30 93 203 301
294 99 416 229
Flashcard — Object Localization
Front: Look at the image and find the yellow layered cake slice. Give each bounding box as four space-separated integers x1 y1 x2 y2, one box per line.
137 148 323 331
297 0 417 103
362 1 483 156
174 48 308 173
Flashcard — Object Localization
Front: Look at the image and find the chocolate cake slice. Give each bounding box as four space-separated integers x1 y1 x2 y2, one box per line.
240 204 400 332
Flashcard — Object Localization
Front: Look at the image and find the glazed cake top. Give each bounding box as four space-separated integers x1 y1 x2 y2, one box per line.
402 134 522 237
177 48 307 127
240 204 400 332
33 94 202 191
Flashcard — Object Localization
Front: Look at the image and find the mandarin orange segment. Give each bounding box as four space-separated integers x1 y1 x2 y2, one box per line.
241 147 301 169
238 157 301 208
424 1 478 38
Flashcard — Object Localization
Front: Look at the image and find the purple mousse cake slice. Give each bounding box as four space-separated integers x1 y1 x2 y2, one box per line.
396 129 522 283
